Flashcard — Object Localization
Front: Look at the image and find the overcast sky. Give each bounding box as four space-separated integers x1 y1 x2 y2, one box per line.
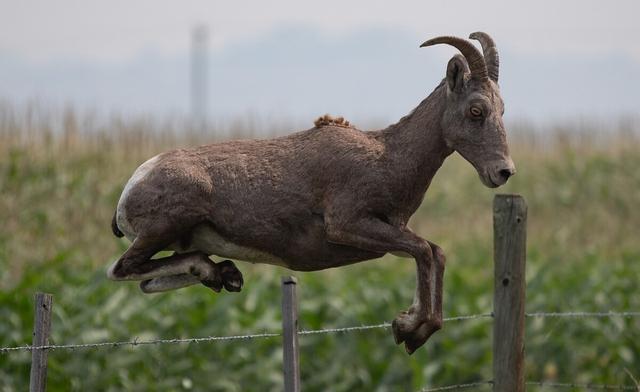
1 0 639 127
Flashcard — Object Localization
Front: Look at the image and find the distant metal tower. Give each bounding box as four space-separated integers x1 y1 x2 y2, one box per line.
191 25 209 125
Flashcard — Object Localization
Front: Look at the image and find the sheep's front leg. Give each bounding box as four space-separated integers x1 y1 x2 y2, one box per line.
325 216 444 354
392 241 445 354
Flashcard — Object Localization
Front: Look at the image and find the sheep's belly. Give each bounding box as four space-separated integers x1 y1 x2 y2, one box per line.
181 224 289 268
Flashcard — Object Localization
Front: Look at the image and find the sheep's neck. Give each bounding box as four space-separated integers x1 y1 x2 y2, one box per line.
377 83 453 194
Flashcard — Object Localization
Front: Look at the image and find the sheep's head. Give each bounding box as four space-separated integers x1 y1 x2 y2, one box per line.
422 32 515 188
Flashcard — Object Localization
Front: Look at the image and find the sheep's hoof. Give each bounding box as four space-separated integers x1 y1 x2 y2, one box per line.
195 257 223 293
201 276 223 293
218 260 244 292
392 310 442 355
391 310 416 344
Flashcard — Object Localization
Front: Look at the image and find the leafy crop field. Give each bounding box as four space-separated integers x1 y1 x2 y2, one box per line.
1 108 639 391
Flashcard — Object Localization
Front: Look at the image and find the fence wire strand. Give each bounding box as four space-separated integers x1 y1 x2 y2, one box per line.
525 381 639 390
1 310 638 354
419 380 493 391
445 313 494 322
525 312 640 318
0 312 494 353
298 313 493 336
299 322 390 335
419 381 638 391
0 332 281 353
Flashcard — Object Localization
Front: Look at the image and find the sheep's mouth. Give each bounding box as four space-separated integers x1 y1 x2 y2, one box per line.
479 166 513 188
456 150 508 189
479 172 500 188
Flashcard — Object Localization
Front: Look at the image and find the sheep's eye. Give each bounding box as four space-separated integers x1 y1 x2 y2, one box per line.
470 106 483 118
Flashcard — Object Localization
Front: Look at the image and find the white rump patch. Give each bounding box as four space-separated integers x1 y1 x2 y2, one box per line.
116 155 161 240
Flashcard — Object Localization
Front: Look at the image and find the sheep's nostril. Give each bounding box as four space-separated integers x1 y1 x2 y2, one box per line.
499 168 513 180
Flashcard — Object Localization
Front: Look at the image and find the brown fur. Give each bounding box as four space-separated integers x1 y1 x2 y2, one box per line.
313 114 354 128
107 33 515 354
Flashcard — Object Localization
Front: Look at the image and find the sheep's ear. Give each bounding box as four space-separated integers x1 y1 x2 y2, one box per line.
446 54 469 93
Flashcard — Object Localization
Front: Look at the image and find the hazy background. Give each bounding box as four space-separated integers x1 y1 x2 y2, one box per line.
1 0 639 128
2 1 640 390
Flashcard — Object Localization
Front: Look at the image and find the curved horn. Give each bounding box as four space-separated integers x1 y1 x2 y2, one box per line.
469 32 499 82
420 36 488 82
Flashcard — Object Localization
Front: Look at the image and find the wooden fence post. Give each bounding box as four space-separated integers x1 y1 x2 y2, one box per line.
493 195 527 392
30 292 53 392
281 276 301 392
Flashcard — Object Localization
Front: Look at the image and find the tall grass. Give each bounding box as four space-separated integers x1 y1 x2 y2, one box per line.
1 103 639 391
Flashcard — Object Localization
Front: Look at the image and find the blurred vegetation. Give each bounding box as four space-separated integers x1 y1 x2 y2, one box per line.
0 104 639 391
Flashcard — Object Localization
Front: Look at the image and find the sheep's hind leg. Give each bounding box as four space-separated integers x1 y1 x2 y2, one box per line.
140 259 244 293
107 236 243 293
139 273 201 293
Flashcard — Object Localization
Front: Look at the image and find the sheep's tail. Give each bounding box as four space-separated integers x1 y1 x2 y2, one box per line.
111 209 124 238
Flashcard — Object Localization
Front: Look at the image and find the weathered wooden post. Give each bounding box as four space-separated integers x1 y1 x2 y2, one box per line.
493 195 527 392
29 292 53 392
281 276 301 392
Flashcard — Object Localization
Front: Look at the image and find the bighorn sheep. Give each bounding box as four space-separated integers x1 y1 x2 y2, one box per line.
108 32 515 354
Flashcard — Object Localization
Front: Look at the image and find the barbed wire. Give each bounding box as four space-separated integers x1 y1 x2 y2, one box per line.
419 381 638 391
298 313 494 336
1 311 638 354
0 332 281 353
525 312 640 318
419 380 493 391
445 313 494 322
525 381 639 390
0 312 494 353
299 322 390 335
